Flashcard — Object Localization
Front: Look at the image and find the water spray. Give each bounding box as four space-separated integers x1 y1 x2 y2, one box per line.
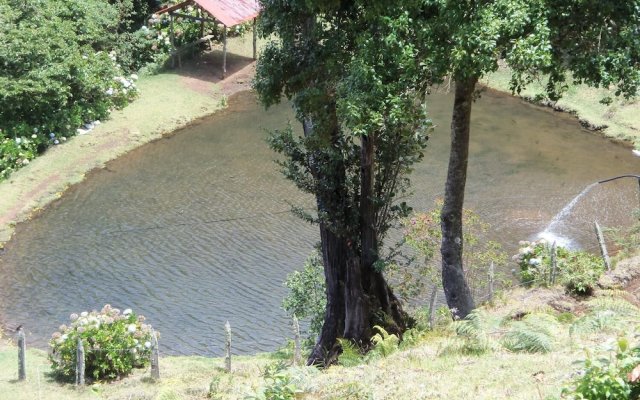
538 173 640 247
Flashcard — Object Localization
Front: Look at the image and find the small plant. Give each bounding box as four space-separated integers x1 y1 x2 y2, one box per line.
514 240 605 295
443 310 497 356
49 305 154 381
282 249 326 339
367 325 400 359
501 313 558 353
563 337 640 399
609 209 640 260
337 339 365 367
252 361 301 400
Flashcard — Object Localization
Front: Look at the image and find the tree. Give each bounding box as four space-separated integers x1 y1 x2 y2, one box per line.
255 1 428 365
409 0 640 319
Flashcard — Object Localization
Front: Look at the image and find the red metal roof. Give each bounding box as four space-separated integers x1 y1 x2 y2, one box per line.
195 0 260 27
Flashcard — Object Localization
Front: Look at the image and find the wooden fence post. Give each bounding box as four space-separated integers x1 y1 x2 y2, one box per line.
222 25 228 79
488 262 495 302
428 285 438 330
252 18 257 60
550 241 558 284
292 315 301 366
224 321 231 373
150 329 160 381
594 221 611 271
76 338 85 386
17 328 26 381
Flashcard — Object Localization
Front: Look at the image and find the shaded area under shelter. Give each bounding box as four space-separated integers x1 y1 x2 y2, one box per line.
157 0 260 78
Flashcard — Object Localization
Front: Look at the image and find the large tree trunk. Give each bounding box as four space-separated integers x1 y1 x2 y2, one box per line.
343 133 376 344
308 223 348 366
440 77 477 320
303 116 351 366
307 127 408 365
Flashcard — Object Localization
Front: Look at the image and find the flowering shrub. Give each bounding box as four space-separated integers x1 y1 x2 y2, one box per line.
0 0 139 181
514 239 605 295
49 305 154 382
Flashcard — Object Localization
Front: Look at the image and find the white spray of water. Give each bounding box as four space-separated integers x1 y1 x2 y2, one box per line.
537 182 598 247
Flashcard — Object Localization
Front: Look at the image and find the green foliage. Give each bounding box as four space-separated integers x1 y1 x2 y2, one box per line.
250 362 301 400
399 327 428 350
563 337 640 400
570 310 622 337
49 305 153 381
337 339 365 367
570 296 640 337
444 310 497 356
514 240 605 295
282 249 326 339
501 313 558 354
609 209 640 260
368 326 400 359
0 0 139 180
399 203 508 300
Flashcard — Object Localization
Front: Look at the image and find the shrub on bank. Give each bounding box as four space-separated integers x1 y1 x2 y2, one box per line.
49 305 154 381
514 239 605 295
0 0 139 180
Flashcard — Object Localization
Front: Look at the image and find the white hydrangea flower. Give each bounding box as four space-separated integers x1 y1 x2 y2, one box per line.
128 324 137 333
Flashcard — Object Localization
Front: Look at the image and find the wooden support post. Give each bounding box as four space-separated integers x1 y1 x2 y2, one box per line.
76 338 85 386
252 18 257 60
224 321 231 372
222 25 228 79
428 285 438 330
594 221 611 271
199 7 205 42
170 13 176 68
17 328 26 381
488 261 495 302
150 329 160 381
292 315 301 366
550 241 558 284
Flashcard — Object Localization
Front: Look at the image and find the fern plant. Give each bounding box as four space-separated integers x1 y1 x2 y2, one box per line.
368 325 400 359
570 310 623 337
501 313 558 353
570 296 640 337
337 339 365 367
442 310 497 355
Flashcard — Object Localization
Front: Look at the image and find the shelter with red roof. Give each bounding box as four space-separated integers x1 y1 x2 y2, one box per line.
157 0 260 78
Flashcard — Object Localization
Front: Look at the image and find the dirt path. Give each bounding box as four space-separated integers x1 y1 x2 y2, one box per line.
0 37 257 248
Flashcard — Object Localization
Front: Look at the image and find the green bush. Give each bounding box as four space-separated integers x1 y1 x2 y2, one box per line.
49 305 154 381
282 249 326 339
563 337 640 399
400 202 508 301
514 239 605 295
0 0 139 180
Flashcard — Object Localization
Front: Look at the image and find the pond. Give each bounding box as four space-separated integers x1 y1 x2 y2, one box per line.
0 89 638 356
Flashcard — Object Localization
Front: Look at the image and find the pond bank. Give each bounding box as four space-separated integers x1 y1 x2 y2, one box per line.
481 63 640 149
0 36 257 249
